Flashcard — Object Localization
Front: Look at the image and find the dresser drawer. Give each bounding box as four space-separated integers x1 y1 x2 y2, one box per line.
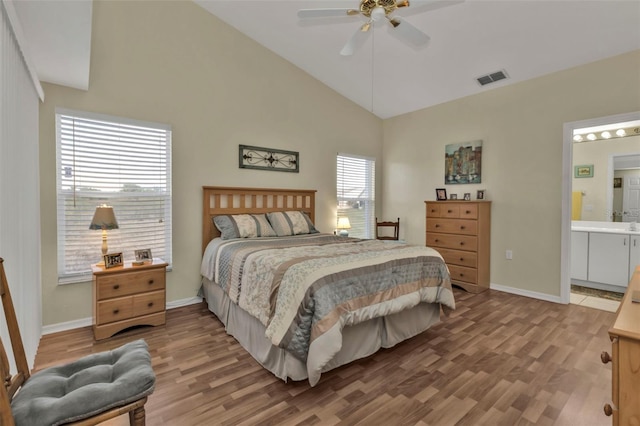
427 218 478 235
436 248 477 268
96 269 165 300
458 204 478 219
97 296 134 324
133 290 165 316
426 204 441 218
448 264 478 284
427 233 478 251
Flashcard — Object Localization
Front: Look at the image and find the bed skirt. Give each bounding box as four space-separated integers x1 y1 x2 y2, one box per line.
201 277 442 385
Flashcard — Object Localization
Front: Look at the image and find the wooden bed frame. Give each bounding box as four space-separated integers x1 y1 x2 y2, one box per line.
202 186 316 252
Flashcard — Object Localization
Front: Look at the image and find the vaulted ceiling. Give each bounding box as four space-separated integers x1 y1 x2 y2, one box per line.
12 0 640 119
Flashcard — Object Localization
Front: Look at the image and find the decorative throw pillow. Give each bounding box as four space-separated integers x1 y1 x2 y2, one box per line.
213 214 277 239
266 211 319 236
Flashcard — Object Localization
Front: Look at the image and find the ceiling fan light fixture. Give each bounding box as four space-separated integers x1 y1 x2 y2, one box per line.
371 6 386 21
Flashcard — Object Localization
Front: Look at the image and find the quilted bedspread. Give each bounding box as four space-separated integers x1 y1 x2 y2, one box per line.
201 234 455 385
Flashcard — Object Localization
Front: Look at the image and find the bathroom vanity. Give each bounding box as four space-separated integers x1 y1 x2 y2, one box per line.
571 221 640 289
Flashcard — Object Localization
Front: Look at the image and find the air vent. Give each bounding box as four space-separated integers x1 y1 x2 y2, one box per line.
476 70 509 86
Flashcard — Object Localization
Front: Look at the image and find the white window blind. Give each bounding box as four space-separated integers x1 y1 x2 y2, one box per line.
337 153 375 238
56 109 172 283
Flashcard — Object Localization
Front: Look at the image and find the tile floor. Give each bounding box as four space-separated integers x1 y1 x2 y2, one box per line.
570 291 621 312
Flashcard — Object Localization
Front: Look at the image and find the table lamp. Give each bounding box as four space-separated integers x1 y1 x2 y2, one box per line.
337 217 351 237
89 205 119 264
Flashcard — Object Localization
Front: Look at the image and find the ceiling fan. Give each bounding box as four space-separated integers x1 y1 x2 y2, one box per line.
297 0 463 56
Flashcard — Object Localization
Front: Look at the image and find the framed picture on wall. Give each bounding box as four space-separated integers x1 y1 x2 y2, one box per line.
613 177 622 188
574 164 594 178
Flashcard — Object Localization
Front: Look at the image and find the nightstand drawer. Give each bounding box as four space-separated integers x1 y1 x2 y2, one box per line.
97 297 134 324
133 290 165 316
97 269 165 300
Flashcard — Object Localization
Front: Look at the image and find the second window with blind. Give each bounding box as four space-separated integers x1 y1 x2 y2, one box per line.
56 109 172 284
336 153 376 239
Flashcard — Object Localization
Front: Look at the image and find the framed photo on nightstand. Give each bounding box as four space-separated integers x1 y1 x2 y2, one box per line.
103 252 123 269
135 248 152 262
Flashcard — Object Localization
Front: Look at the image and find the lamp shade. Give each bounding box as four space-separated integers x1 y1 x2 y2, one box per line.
336 217 351 230
89 205 119 230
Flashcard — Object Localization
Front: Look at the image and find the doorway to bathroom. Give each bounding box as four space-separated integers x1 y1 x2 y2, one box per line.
561 111 640 310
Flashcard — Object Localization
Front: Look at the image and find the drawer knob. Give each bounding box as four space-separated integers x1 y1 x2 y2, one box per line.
459 242 464 246
113 309 120 315
460 226 465 230
465 210 471 214
459 257 464 261
447 210 453 213
459 273 464 277
147 302 153 307
113 284 120 290
435 239 439 243
604 404 613 417
148 279 154 285
600 351 612 364
435 224 440 228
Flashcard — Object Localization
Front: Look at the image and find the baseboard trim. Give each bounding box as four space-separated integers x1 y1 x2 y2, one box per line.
490 283 565 304
42 296 204 335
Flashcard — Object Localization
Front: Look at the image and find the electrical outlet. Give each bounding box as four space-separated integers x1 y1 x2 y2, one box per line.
506 250 513 260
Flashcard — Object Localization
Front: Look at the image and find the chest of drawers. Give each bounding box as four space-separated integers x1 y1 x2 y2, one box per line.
602 266 640 425
92 258 167 340
425 200 491 293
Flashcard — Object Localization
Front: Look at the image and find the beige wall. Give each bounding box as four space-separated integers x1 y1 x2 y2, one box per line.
39 1 382 326
382 50 640 297
572 136 640 221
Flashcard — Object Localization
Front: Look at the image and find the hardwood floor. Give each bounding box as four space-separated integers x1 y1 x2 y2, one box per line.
34 288 616 426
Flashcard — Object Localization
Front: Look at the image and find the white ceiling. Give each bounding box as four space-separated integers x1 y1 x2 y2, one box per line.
12 0 640 119
11 0 92 91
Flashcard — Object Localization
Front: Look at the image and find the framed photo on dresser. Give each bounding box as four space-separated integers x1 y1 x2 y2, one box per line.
436 188 447 201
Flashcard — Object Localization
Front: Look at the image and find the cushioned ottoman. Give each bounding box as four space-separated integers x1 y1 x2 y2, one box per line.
11 339 155 426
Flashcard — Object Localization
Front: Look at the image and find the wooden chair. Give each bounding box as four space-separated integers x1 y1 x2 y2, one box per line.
375 217 400 240
0 258 156 426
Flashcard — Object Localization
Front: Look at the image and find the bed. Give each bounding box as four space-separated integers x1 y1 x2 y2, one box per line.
200 186 455 386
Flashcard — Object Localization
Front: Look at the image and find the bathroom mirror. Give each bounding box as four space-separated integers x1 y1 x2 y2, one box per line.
572 125 640 222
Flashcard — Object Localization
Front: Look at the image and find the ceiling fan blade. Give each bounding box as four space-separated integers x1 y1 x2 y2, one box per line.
388 17 430 48
399 0 465 17
297 8 360 19
340 24 371 56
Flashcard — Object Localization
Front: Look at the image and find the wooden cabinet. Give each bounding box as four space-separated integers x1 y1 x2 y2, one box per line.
588 233 630 287
602 266 640 425
425 201 491 293
92 258 167 340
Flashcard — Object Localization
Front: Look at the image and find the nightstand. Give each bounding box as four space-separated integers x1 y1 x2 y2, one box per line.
92 258 167 340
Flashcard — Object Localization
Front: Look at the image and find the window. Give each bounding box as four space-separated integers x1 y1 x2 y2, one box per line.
56 109 172 283
336 153 375 238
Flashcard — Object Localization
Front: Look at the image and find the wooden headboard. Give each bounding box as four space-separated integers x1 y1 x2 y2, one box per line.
202 186 317 252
